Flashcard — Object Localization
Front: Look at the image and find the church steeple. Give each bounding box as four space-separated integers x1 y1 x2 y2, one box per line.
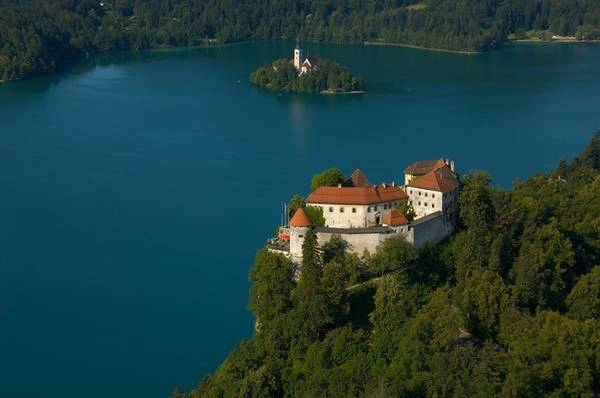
293 39 302 70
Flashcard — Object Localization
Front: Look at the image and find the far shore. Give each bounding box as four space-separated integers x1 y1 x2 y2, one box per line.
507 38 600 44
321 89 365 95
363 40 479 55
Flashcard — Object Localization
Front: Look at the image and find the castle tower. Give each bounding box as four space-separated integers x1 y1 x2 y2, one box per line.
289 207 312 262
293 40 303 70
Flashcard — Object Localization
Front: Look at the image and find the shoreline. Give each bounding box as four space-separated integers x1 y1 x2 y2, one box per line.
506 38 600 44
320 89 365 95
363 40 479 55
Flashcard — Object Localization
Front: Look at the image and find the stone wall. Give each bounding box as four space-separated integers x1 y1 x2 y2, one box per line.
315 227 395 256
409 211 447 248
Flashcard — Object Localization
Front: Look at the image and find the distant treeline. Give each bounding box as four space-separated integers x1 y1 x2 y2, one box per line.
2 0 600 82
250 59 363 93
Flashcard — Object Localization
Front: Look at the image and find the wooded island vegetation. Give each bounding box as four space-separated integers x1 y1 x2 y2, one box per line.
2 0 600 82
250 59 363 94
174 130 600 397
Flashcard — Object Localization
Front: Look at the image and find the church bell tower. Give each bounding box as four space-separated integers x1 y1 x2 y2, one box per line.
294 39 302 70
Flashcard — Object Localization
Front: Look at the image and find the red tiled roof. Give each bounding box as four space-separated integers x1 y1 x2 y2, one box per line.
404 159 447 176
382 209 409 226
345 169 372 188
289 207 312 227
306 185 407 205
407 165 458 193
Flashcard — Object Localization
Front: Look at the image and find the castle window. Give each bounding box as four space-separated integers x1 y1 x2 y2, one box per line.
424 202 427 207
352 207 357 213
432 203 435 208
374 206 379 211
299 235 304 238
410 190 413 194
367 207 372 213
329 206 334 212
418 201 421 206
418 192 421 196
340 207 345 213
432 194 435 198
425 192 428 197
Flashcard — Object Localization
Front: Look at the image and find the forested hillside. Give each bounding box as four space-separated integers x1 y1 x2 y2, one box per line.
176 130 600 397
2 0 600 82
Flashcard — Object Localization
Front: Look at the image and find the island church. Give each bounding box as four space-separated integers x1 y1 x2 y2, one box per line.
269 159 459 264
293 42 318 75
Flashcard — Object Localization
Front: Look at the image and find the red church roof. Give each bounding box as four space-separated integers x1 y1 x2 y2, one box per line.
382 209 409 226
345 169 372 187
289 207 312 227
306 185 407 205
407 165 458 193
404 159 448 176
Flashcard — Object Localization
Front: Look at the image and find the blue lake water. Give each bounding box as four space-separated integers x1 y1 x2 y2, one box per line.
1 41 599 397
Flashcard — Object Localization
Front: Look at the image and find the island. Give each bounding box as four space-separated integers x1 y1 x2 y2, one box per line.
250 43 364 94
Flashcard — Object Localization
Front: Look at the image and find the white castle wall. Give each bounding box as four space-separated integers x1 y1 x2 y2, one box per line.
308 201 398 228
316 229 391 256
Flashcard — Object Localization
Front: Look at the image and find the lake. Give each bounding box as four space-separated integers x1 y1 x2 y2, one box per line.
1 41 599 398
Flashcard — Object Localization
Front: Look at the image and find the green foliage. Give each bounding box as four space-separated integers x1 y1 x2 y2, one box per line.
248 249 294 325
322 234 345 264
288 194 304 219
310 167 346 192
395 198 417 222
511 222 575 312
368 234 418 275
566 266 600 320
292 230 331 345
304 205 326 227
250 58 364 93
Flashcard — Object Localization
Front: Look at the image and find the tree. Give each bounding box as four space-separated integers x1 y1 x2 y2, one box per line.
395 198 417 222
288 195 304 219
575 130 600 171
248 249 294 326
458 171 495 234
322 260 350 325
511 222 575 312
305 205 326 227
566 266 600 320
310 168 345 191
322 234 345 264
369 274 411 371
369 234 418 275
460 269 513 339
292 230 331 344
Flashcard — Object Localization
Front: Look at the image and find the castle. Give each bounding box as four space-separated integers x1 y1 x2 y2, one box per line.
293 42 318 75
268 159 459 263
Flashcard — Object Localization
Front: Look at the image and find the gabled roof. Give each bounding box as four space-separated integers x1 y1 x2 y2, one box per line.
302 56 318 67
289 207 312 227
404 159 447 176
344 169 372 188
407 165 458 193
306 185 407 205
382 209 409 226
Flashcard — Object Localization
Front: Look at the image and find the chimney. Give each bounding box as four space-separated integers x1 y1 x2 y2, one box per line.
450 160 455 173
382 182 387 188
337 183 342 188
391 181 396 187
